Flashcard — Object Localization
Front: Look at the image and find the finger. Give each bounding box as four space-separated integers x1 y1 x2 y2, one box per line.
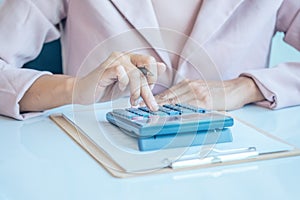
97 65 127 88
131 55 166 90
129 65 159 110
148 62 166 90
92 65 129 102
155 91 193 105
139 62 166 88
112 54 154 108
127 67 141 106
98 52 122 72
134 55 157 86
187 99 206 109
155 80 190 101
139 86 190 107
139 84 181 107
116 65 129 91
139 76 159 111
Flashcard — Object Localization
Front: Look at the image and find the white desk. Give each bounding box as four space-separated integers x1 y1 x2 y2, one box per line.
1 104 300 200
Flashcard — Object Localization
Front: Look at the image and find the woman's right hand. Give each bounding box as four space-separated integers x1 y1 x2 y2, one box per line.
73 52 166 111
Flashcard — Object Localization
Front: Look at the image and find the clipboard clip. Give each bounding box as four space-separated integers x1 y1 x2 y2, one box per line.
170 147 258 169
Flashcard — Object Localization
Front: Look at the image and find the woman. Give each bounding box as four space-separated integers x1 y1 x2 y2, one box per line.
0 0 299 120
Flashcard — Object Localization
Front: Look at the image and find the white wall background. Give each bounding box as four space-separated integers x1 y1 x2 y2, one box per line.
0 0 299 67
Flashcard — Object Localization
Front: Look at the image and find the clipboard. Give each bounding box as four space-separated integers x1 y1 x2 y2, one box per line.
49 104 300 178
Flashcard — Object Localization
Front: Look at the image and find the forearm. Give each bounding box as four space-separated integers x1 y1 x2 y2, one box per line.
19 74 75 112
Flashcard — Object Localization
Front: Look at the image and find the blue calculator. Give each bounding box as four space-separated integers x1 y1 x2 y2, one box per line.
106 104 234 151
106 104 234 137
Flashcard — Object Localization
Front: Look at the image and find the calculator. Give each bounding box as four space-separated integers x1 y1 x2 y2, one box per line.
106 104 234 137
106 104 234 151
138 128 233 151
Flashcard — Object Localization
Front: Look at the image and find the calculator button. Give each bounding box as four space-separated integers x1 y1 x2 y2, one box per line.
175 103 206 113
126 108 150 117
163 104 181 112
138 107 151 113
138 107 168 116
112 109 140 119
158 106 180 116
163 104 194 114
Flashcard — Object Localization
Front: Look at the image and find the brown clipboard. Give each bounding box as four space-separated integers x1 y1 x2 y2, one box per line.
50 113 300 178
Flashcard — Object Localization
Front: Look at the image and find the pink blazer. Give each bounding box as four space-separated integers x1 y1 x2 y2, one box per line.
0 0 299 120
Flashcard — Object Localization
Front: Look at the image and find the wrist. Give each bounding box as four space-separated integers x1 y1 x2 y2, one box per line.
63 76 76 104
233 76 264 105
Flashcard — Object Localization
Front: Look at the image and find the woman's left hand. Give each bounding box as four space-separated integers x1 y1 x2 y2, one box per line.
153 76 265 111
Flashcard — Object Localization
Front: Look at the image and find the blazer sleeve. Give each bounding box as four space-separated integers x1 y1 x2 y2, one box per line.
0 0 68 120
241 0 300 109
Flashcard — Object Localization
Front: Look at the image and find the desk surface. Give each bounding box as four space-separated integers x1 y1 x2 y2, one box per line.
1 103 300 200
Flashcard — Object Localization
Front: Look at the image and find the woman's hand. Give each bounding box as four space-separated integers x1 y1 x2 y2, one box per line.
19 52 165 113
153 76 265 110
73 52 166 110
